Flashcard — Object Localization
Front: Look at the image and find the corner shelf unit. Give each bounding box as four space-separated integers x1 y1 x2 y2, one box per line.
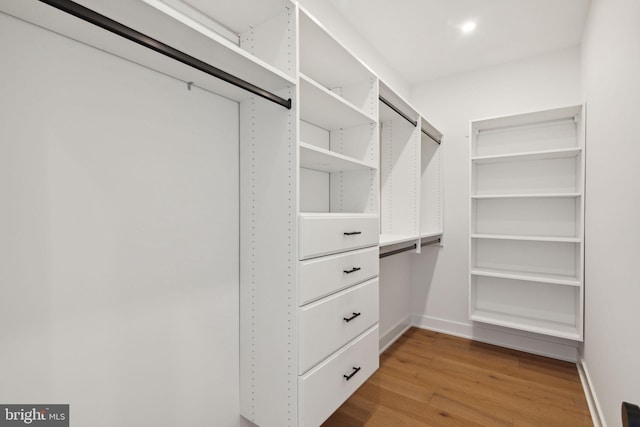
378 81 444 253
469 105 585 341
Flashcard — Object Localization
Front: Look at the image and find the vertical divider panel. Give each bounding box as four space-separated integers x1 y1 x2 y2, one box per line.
379 117 419 236
240 2 297 79
420 126 443 237
240 89 298 426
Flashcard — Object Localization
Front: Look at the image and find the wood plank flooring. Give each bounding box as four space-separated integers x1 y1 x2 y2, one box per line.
322 328 592 427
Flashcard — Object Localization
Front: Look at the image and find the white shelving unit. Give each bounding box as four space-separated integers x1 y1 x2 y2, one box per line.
299 9 376 112
469 105 585 341
286 6 380 427
298 7 378 218
378 81 444 253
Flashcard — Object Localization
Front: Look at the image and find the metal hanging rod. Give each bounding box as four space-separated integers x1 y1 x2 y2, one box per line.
379 238 441 258
422 129 441 145
379 244 417 259
379 96 417 127
38 0 292 110
379 96 442 145
421 238 441 247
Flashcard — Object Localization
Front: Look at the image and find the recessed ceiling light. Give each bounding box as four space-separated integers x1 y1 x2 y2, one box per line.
461 21 476 34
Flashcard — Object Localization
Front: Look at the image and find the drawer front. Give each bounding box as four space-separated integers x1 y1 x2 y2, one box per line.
298 215 379 260
299 325 379 427
299 278 379 374
298 246 379 306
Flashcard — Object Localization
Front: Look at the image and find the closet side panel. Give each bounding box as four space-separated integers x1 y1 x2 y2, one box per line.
0 13 242 427
240 89 298 426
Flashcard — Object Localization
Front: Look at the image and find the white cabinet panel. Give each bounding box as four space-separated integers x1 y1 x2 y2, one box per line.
298 247 379 305
298 325 379 427
298 214 378 260
298 278 378 374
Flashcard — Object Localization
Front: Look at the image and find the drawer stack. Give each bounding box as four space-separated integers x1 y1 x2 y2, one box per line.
298 214 380 426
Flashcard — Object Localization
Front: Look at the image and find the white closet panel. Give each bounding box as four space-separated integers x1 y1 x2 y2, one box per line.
0 11 241 426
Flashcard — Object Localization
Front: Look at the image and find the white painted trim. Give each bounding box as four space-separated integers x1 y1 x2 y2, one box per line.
412 314 579 362
577 357 606 427
379 315 412 354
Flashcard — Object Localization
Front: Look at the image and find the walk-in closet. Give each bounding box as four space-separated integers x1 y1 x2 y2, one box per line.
1 0 638 426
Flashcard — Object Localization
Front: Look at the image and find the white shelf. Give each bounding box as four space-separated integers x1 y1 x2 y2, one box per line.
379 234 418 247
471 193 581 199
299 7 374 89
300 142 375 173
470 309 581 341
471 147 582 164
4 0 296 104
473 105 582 132
471 234 581 243
299 212 378 219
471 268 580 287
299 74 375 130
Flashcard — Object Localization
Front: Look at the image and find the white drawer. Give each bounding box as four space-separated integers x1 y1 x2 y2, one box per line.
298 214 379 260
298 325 379 427
299 278 378 374
298 246 379 305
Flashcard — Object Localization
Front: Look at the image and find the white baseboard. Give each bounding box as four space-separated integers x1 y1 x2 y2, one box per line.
379 315 412 354
577 357 606 427
412 314 579 362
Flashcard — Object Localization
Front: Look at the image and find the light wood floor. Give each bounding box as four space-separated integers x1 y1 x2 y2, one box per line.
323 327 593 427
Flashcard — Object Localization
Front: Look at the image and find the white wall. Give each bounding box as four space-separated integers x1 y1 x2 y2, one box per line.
410 47 584 360
378 253 412 350
296 0 410 100
0 14 249 427
581 0 640 425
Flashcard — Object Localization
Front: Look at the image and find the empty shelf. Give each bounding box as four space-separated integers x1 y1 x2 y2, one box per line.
300 142 375 173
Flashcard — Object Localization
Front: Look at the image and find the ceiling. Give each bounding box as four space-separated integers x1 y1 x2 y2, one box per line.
326 0 591 85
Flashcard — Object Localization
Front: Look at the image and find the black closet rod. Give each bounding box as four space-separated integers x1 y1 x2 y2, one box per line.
38 0 292 110
379 96 442 145
379 244 417 259
422 129 441 145
379 238 441 259
379 96 417 127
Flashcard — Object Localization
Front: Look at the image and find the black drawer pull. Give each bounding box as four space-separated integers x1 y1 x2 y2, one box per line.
343 366 361 381
343 312 361 323
343 231 362 236
343 267 361 274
